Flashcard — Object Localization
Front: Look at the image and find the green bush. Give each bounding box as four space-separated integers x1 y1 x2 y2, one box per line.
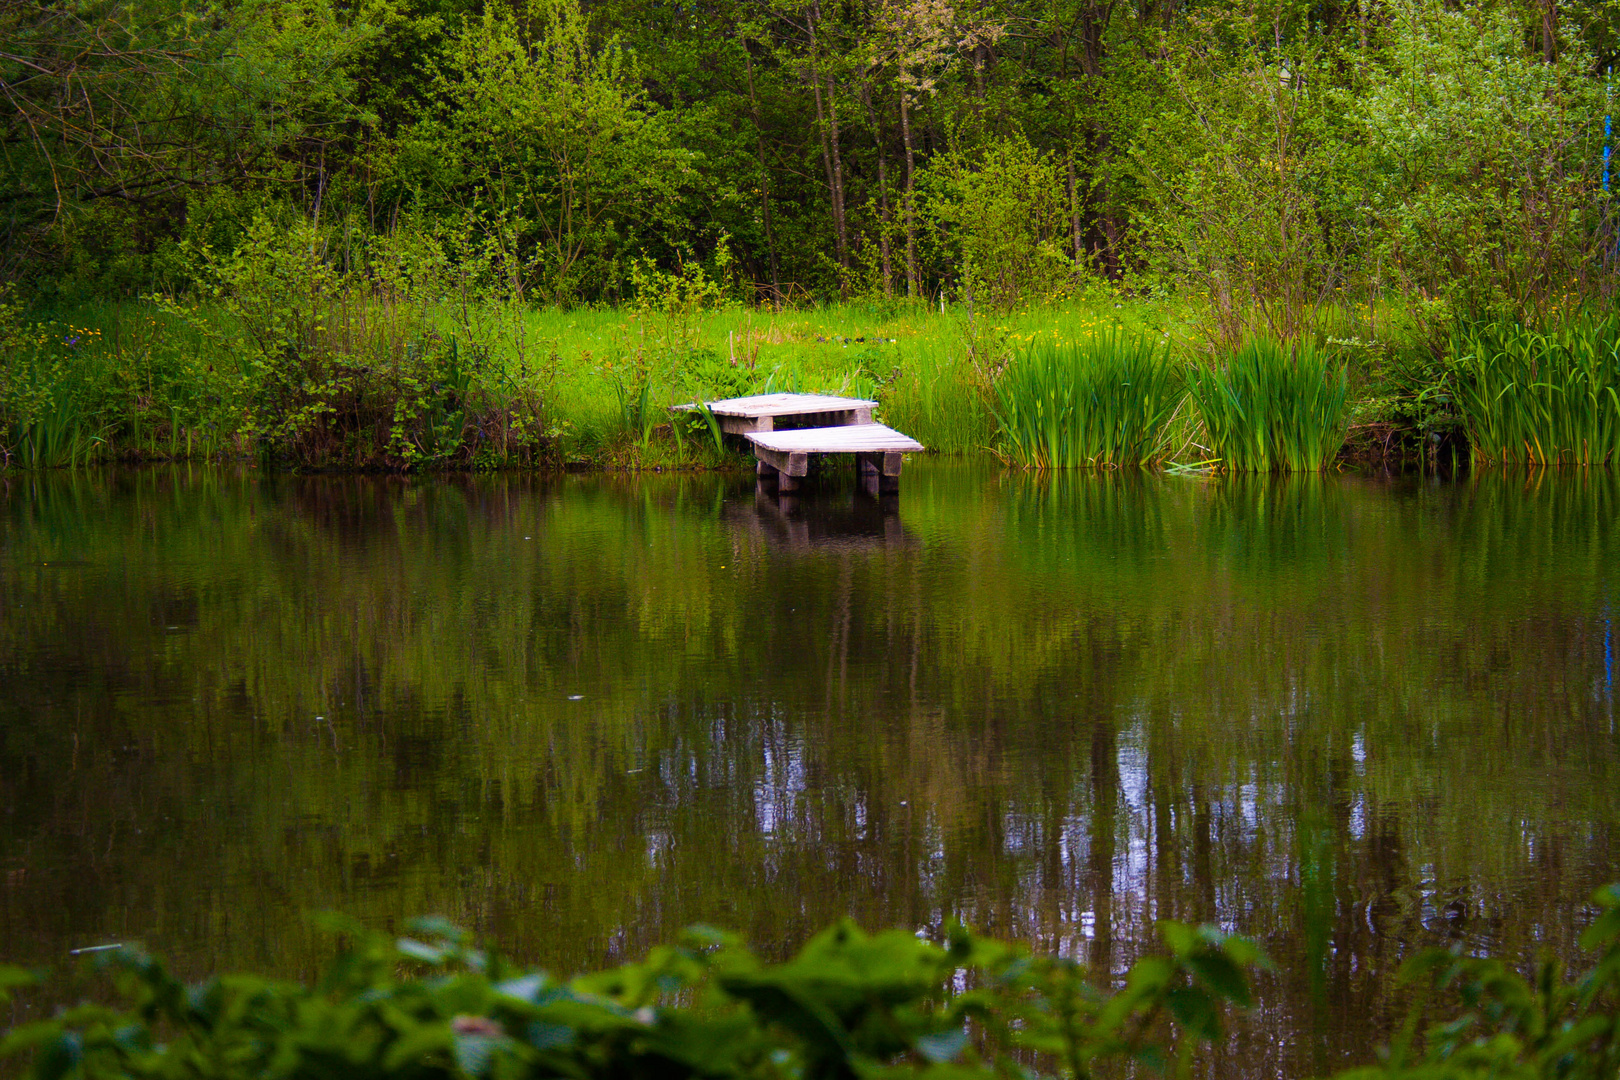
5 885 1620 1080
172 217 558 470
922 135 1076 311
0 918 1262 1080
1450 316 1620 467
992 331 1181 469
1186 336 1349 472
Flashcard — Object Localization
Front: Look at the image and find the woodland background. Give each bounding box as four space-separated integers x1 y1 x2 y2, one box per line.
4 0 1620 471
4 0 1618 328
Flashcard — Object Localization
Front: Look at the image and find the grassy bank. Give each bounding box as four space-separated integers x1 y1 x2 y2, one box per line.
4 286 1610 474
0 294 1183 470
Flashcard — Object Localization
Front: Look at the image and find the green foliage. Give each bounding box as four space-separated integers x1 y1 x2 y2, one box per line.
0 918 1261 1080
992 330 1181 468
8 888 1620 1080
1450 315 1620 466
402 0 691 304
0 296 114 468
868 338 998 456
163 216 557 469
0 358 109 469
3 296 1182 472
1 0 377 288
7 0 1620 335
1186 337 1349 472
1133 18 1349 348
1337 884 1620 1080
1345 1 1607 327
923 135 1075 312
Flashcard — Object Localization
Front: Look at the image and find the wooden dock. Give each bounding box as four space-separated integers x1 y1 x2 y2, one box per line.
674 393 924 494
674 392 876 433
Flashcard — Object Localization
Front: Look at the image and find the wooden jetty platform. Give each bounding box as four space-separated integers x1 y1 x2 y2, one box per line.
673 392 924 494
676 392 876 433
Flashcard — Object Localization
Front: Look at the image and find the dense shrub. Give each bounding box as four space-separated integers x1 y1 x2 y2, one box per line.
0 919 1262 1080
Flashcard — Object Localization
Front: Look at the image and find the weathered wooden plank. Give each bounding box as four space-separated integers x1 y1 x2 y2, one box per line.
794 407 871 427
723 414 772 434
753 444 810 477
707 393 878 417
746 423 924 455
671 393 877 419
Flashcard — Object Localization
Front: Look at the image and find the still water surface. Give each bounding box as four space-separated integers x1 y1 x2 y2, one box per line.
2 463 1617 1075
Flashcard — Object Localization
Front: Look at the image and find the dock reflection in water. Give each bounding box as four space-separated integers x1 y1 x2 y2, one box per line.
0 463 1616 1078
730 481 915 550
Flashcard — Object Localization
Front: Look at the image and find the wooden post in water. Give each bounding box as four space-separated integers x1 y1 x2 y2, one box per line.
857 451 902 496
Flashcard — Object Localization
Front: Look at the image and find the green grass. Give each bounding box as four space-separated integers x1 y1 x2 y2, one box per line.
875 339 995 454
1185 336 1349 472
11 297 1395 472
527 302 1177 460
1451 315 1620 466
991 329 1181 468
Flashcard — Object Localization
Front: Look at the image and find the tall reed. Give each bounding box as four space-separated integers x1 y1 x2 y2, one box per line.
1185 337 1348 472
991 331 1180 468
1450 315 1620 466
1 355 109 468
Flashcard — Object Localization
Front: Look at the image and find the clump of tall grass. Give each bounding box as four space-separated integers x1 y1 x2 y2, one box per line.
879 341 997 454
991 330 1180 468
1 356 107 468
1450 315 1620 466
1185 337 1348 472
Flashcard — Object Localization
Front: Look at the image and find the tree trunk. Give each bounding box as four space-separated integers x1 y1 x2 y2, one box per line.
811 67 839 266
1541 0 1557 62
898 77 919 298
862 87 893 298
1088 126 1121 278
826 72 850 280
808 1 849 282
744 44 781 300
1077 0 1120 277
1066 150 1083 262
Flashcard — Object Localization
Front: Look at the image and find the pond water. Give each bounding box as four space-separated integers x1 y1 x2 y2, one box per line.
2 463 1617 1075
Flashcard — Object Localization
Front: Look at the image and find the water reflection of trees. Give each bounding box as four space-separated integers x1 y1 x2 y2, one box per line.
1 466 1615 1077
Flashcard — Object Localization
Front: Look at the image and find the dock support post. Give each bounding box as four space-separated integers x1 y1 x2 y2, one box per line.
754 447 808 493
857 452 902 496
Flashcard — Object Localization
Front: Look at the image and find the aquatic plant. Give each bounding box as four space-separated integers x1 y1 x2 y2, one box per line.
991 330 1181 468
0 353 109 469
1450 315 1620 466
1185 336 1348 471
